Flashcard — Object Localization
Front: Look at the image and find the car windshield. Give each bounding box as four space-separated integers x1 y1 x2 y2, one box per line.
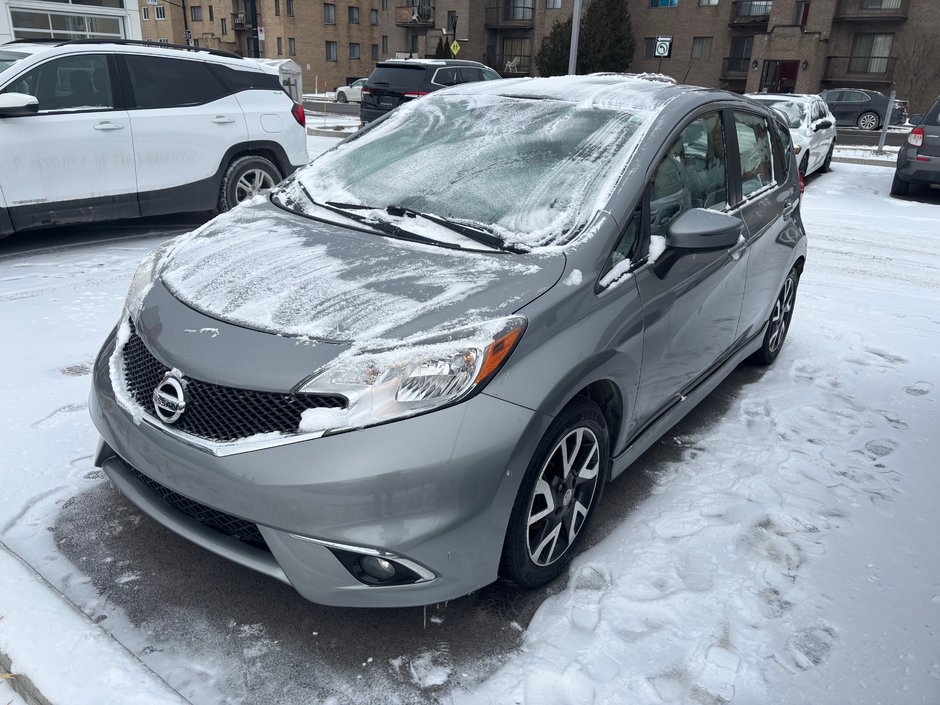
0 51 27 73
277 92 649 250
763 100 804 129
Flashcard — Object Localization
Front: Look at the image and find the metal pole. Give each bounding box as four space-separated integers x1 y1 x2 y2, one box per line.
567 0 583 75
877 89 895 153
181 0 190 45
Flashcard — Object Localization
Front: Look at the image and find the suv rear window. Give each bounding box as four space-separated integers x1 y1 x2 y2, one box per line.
367 65 427 90
209 64 282 93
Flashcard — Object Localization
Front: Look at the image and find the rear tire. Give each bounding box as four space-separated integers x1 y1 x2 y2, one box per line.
751 268 799 366
857 111 879 131
890 172 910 196
217 155 281 212
500 399 608 589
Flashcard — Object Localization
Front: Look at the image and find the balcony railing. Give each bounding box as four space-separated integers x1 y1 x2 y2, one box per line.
730 0 772 25
485 3 535 28
231 12 251 28
834 0 908 22
487 54 531 75
825 55 897 82
721 56 751 78
395 5 434 26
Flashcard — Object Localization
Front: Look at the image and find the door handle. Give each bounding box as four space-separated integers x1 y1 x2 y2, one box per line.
93 121 124 131
212 116 236 124
783 199 797 214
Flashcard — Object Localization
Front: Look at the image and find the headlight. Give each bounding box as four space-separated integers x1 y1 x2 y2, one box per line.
124 238 178 320
298 316 526 433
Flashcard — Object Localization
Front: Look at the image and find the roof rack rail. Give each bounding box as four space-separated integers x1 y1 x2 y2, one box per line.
1 37 243 59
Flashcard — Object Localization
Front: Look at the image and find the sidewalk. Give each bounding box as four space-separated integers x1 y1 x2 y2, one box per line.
831 144 899 168
0 541 190 705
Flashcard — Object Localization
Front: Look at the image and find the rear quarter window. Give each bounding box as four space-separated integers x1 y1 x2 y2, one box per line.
209 64 282 94
125 55 229 109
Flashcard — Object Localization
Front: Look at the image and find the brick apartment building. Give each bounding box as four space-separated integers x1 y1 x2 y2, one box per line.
129 0 939 110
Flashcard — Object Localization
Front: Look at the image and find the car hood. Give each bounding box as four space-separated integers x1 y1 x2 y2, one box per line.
158 199 565 344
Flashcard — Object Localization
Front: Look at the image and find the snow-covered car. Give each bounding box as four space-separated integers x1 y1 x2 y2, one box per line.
90 75 807 607
747 93 836 178
0 40 308 239
335 78 366 103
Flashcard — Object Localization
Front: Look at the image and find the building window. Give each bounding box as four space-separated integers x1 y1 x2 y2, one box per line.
141 6 149 19
699 0 718 5
155 5 166 19
371 43 378 60
643 37 656 58
274 0 280 15
794 0 810 27
691 36 712 59
382 35 388 53
157 37 168 43
288 36 296 55
850 33 893 73
371 8 378 24
410 33 418 53
276 36 283 54
324 3 335 23
190 5 202 21
650 0 678 6
192 38 199 46
221 17 227 33
381 0 387 9
447 9 456 31
546 0 561 7
208 5 213 20
286 0 293 15
326 40 337 61
348 6 359 23
349 42 360 59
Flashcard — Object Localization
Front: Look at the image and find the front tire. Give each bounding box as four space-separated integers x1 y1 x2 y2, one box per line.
857 111 879 131
890 172 910 196
751 268 799 366
500 399 608 589
217 155 281 212
799 153 810 178
820 143 834 173
336 91 348 104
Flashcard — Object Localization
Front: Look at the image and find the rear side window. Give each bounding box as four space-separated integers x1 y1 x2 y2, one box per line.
125 55 229 109
733 112 774 200
433 67 458 86
457 67 482 83
367 66 427 90
771 118 791 180
209 64 282 93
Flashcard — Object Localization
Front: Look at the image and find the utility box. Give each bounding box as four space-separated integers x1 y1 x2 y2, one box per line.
255 58 303 103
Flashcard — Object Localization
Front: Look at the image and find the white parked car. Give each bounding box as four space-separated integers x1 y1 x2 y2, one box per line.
747 93 837 178
0 40 309 239
335 78 366 103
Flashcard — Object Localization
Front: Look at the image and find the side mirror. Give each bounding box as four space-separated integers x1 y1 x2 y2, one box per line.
0 92 39 117
814 119 833 131
909 114 923 125
666 208 743 251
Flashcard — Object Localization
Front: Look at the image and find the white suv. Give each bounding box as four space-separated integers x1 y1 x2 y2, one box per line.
0 40 308 238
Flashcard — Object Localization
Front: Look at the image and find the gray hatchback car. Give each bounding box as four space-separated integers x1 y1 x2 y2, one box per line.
891 96 940 196
91 75 806 607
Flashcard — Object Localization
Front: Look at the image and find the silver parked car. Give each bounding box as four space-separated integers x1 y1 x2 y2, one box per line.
91 76 806 607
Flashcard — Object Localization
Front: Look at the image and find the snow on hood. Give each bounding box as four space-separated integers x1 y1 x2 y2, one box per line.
158 201 563 342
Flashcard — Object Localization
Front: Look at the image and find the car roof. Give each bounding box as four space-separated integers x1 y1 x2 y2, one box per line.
747 93 821 103
376 58 487 68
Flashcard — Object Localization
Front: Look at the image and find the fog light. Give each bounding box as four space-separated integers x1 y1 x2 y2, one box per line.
360 556 396 581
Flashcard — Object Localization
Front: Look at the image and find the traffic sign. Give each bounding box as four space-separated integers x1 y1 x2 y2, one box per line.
450 40 460 56
654 36 672 58
257 26 265 40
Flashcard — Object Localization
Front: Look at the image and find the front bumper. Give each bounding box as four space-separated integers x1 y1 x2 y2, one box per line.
90 329 551 607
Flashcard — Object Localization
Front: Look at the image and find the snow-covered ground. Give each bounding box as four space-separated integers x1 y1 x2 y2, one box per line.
0 159 937 705
834 144 900 164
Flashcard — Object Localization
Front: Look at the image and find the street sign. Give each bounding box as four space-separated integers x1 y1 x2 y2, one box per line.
654 36 672 58
257 26 265 40
450 40 460 56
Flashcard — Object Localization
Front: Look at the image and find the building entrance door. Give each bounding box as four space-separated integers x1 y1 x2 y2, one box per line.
760 60 800 93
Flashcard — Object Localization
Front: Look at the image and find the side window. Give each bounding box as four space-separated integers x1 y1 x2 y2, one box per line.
482 68 502 80
733 111 774 200
457 67 482 83
649 112 727 239
771 118 791 181
434 67 457 86
600 211 640 284
4 54 113 112
124 55 228 109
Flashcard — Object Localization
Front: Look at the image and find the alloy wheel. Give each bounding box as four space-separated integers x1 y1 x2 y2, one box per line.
857 112 879 131
767 273 795 354
234 169 276 202
526 427 601 567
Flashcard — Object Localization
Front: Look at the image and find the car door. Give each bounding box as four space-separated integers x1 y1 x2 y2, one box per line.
630 110 750 430
734 110 802 340
822 89 850 126
0 52 137 231
119 53 248 216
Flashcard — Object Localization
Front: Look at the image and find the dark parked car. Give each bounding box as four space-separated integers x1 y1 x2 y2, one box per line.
891 96 940 196
360 58 501 123
91 75 806 607
819 88 907 130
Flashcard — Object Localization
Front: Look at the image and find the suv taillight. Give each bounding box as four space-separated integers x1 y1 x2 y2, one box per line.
403 91 429 99
908 127 924 147
291 102 306 128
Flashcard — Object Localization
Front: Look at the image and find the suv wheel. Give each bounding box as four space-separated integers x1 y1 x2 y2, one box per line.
857 111 879 131
890 172 910 197
218 156 281 212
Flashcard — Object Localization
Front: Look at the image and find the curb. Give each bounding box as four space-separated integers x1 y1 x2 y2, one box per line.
831 156 896 168
0 540 191 705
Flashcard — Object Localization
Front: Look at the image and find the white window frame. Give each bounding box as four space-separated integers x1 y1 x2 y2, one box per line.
155 5 166 20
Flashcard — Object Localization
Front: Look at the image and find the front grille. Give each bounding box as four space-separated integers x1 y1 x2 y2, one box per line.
130 467 270 552
121 321 347 443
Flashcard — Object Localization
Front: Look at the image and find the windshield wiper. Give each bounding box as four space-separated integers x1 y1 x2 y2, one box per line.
325 201 525 254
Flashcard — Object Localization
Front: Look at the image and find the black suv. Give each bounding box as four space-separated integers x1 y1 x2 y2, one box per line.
360 59 502 123
819 88 908 131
